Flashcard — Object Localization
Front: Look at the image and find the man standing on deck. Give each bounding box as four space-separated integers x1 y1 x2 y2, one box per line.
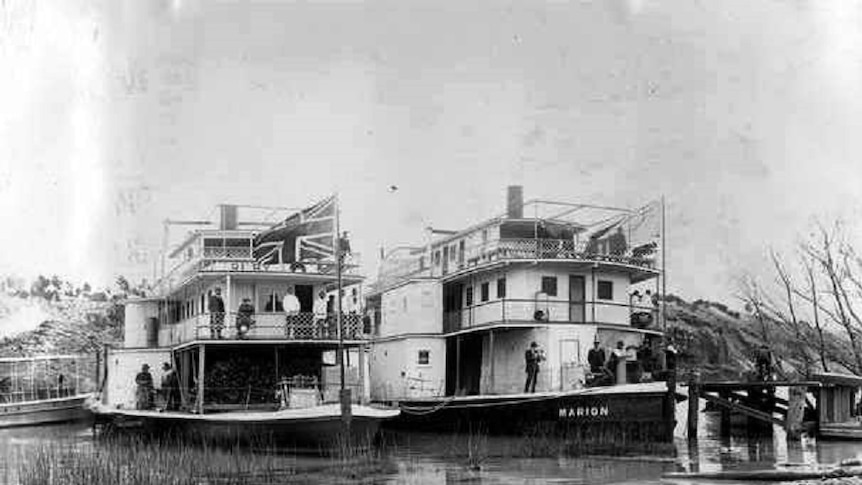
283 286 301 338
135 364 154 410
524 341 544 393
161 362 180 411
587 340 606 374
208 287 226 339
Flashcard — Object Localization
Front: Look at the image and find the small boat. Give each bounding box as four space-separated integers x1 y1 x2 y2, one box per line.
95 198 399 450
0 355 94 428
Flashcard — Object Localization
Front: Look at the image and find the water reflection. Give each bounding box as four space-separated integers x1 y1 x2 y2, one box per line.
4 407 862 485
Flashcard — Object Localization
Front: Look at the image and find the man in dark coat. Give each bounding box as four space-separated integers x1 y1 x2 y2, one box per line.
208 287 226 339
236 298 255 338
587 340 606 374
524 342 544 393
135 364 154 410
161 362 180 411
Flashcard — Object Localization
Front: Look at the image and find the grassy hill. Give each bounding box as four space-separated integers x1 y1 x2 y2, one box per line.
0 294 123 358
664 295 855 380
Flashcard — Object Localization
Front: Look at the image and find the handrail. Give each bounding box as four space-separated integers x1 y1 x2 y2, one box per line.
159 312 368 346
442 298 660 333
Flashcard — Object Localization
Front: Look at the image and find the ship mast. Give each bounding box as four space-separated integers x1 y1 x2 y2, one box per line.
334 193 351 430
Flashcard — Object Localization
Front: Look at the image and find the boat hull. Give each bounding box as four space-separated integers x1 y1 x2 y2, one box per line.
388 382 678 442
0 395 93 428
92 404 399 452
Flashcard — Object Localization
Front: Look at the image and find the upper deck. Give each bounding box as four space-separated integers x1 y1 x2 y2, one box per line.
157 229 361 295
370 194 662 295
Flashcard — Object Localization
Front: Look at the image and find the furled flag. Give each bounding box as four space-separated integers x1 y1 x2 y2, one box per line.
253 195 337 264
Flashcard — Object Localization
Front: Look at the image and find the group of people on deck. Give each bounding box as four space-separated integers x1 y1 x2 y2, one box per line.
207 285 362 340
523 338 678 393
206 287 256 339
134 362 181 411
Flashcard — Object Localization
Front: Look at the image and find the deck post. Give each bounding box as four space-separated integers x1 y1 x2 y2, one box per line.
455 335 462 394
687 372 700 439
197 344 206 414
489 330 495 394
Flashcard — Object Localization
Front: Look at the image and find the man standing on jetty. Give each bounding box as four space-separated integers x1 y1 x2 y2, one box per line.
524 341 544 393
208 287 225 339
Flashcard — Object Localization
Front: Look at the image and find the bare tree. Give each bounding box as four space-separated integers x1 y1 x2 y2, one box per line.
800 221 862 373
768 249 813 377
800 252 828 372
738 274 771 345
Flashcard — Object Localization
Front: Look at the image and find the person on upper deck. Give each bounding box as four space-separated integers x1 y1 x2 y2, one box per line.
236 298 255 338
135 364 154 410
283 286 301 338
314 290 328 338
208 287 226 339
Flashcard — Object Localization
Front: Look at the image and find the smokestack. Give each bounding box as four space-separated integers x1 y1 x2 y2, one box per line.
506 186 523 219
219 204 238 230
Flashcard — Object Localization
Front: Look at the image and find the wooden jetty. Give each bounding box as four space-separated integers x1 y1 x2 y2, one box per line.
686 375 820 439
812 373 862 440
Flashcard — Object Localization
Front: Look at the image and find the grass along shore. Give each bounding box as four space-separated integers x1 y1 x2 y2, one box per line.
15 435 396 485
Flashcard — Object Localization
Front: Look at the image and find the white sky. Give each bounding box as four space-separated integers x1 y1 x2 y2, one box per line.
1 0 862 300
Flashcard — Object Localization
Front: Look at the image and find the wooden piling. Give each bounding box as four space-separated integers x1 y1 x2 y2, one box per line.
687 372 700 439
719 390 731 437
785 386 806 439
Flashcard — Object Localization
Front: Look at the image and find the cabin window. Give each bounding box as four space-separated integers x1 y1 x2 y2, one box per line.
497 278 506 298
541 276 558 297
598 280 614 300
418 350 430 365
450 245 457 261
466 287 474 307
482 229 488 243
434 251 441 266
481 282 489 302
260 289 284 313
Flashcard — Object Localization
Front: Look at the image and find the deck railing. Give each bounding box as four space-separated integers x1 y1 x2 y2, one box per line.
443 298 658 333
159 312 367 346
464 238 654 269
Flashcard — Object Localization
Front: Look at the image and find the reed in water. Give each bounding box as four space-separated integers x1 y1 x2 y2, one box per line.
17 434 395 485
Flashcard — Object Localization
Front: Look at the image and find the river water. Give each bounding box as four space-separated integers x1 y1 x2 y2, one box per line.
3 403 862 484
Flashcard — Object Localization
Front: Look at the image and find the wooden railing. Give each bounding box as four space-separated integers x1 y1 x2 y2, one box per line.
159 312 367 346
443 299 658 333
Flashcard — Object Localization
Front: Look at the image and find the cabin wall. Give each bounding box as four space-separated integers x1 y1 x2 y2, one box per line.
104 348 171 409
459 265 632 325
479 328 550 394
124 300 160 348
369 337 446 401
380 281 442 337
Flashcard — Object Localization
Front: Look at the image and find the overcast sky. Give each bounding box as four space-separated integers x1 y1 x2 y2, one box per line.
1 0 861 300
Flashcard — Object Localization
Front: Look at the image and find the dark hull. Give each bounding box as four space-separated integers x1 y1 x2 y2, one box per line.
94 405 398 452
388 383 678 443
0 395 93 428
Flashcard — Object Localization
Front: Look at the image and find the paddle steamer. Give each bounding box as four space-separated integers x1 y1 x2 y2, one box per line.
92 197 398 450
366 186 678 441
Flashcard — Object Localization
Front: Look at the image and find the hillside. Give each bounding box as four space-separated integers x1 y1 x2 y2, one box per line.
0 294 123 358
665 295 854 380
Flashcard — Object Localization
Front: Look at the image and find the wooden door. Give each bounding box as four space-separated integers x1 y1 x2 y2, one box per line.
569 275 586 323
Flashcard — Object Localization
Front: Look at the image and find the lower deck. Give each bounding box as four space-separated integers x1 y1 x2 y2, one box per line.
103 342 370 413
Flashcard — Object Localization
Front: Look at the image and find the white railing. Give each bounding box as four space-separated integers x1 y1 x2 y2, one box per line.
443 299 659 333
159 312 367 346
